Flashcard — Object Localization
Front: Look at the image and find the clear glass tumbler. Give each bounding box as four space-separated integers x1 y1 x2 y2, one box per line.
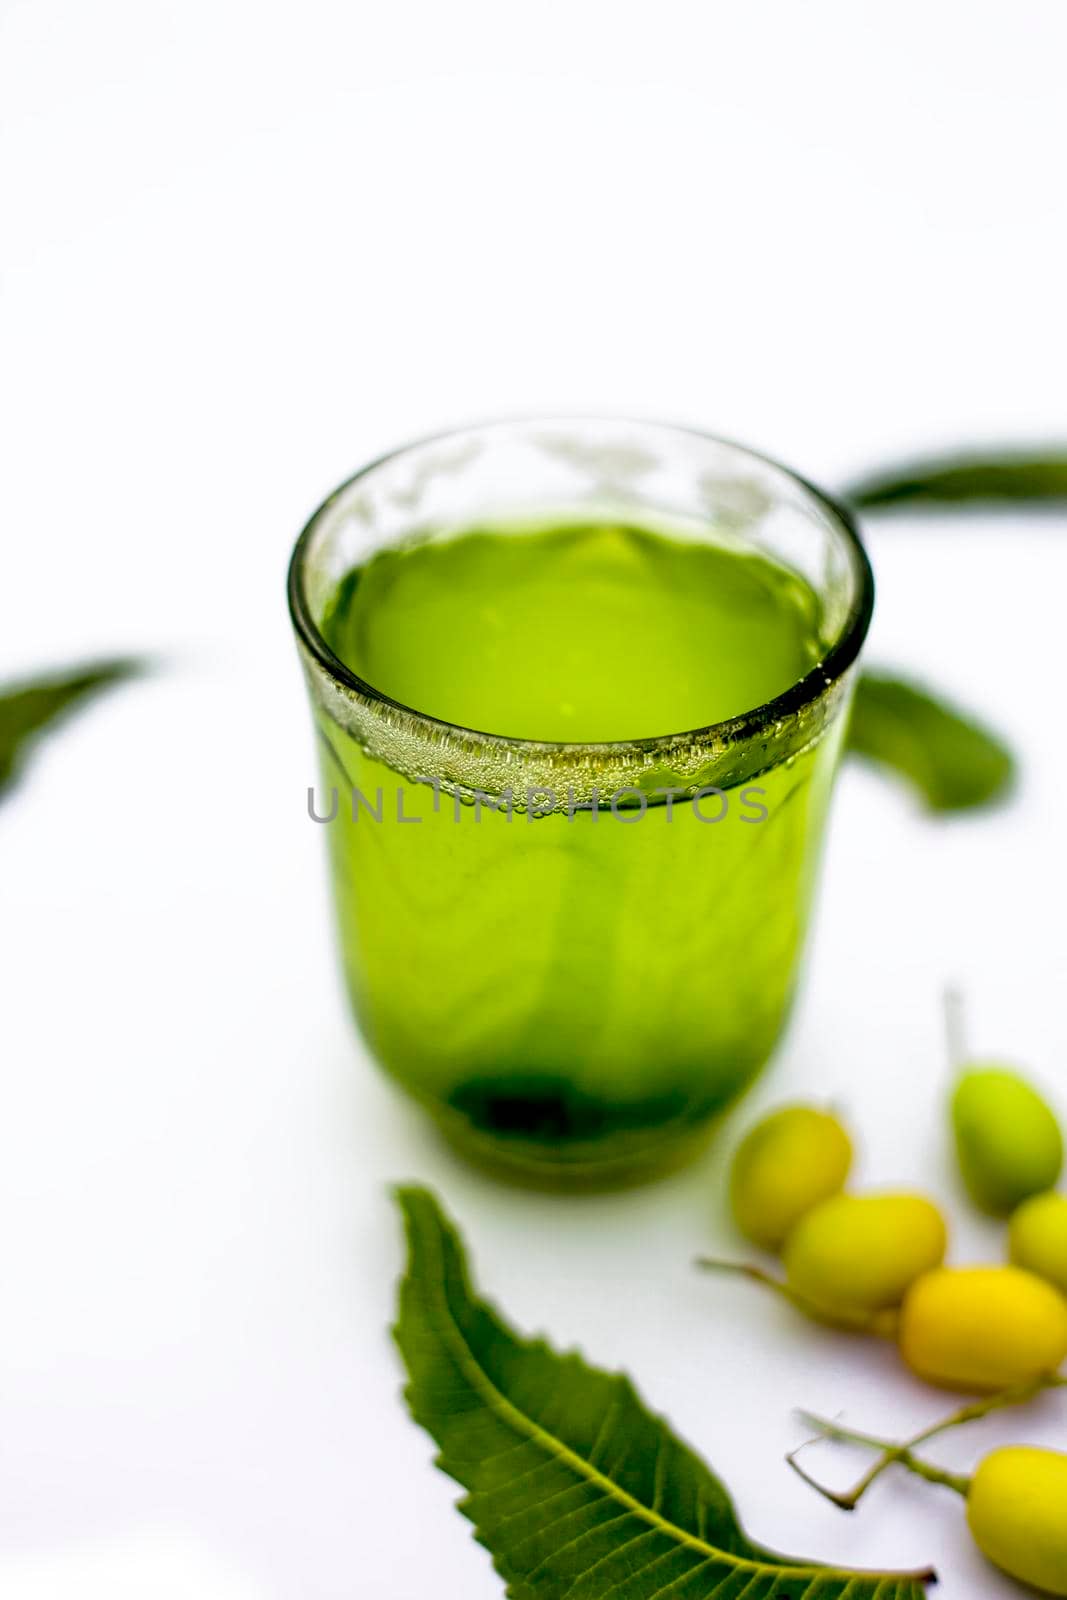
289 420 873 1186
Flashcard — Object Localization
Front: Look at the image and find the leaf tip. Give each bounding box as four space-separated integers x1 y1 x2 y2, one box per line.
391 1181 442 1229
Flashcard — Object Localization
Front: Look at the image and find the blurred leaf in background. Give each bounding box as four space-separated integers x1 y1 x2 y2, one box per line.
836 443 1067 808
844 450 1067 514
0 660 145 803
847 672 1015 813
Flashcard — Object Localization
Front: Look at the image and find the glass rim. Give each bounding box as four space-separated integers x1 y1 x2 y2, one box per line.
287 417 875 757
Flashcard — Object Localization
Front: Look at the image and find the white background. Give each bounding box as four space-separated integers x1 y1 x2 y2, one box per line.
2 2 1066 1595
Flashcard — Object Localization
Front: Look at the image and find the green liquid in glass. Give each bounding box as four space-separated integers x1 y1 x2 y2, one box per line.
315 520 845 1183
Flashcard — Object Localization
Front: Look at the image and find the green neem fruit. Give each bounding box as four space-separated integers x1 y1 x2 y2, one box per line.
968 1445 1067 1595
782 1192 947 1318
952 1065 1063 1216
1009 1192 1067 1295
899 1265 1067 1392
730 1106 853 1251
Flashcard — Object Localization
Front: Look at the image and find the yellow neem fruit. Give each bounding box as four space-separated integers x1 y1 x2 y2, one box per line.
967 1446 1067 1595
899 1265 1067 1391
782 1192 947 1318
729 1105 853 1251
1010 1192 1067 1296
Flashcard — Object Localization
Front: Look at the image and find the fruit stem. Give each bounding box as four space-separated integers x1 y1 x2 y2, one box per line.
694 1257 899 1337
943 983 968 1072
788 1432 969 1507
791 1377 1065 1510
789 1417 970 1507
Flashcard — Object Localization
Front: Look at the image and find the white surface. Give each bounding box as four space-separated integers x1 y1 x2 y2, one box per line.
2 2 1066 1595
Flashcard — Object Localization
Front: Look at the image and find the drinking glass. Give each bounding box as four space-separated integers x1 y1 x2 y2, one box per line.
289 420 873 1186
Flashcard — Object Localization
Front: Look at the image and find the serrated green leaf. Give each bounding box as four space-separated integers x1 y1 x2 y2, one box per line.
847 673 1014 812
393 1185 935 1599
0 659 145 801
844 451 1067 512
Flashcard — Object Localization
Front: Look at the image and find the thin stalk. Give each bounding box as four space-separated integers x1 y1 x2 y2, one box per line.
788 1435 969 1508
943 984 968 1071
790 1377 1067 1510
694 1257 899 1338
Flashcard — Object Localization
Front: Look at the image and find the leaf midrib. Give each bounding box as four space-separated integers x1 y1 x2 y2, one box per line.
418 1211 912 1592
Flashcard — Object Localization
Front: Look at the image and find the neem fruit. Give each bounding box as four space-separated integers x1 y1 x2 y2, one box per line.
899 1265 1067 1391
952 1066 1064 1216
967 1445 1067 1595
784 1192 947 1318
703 1253 1067 1392
730 1105 853 1251
1009 1191 1067 1295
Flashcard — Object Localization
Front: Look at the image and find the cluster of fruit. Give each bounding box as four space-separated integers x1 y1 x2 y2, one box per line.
701 1014 1067 1595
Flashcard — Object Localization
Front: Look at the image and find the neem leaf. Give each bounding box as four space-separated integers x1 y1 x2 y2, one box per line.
0 659 145 800
844 451 1067 513
393 1185 935 1598
847 673 1014 812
